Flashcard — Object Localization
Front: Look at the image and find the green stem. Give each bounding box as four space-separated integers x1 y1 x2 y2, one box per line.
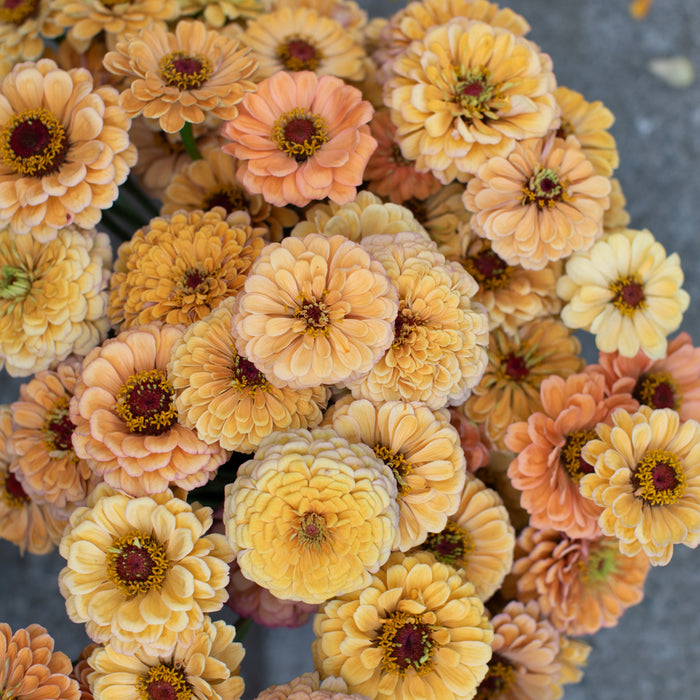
234 617 252 642
180 121 202 161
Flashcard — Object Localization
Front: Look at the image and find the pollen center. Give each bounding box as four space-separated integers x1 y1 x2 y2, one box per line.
294 295 331 335
465 248 512 290
115 369 178 436
107 531 168 598
476 654 516 699
231 352 269 394
273 108 329 161
633 371 680 411
278 36 322 71
0 0 38 23
1 472 30 508
136 663 192 700
423 520 474 567
43 396 74 452
560 429 597 483
0 108 68 177
297 511 328 547
203 186 245 215
610 274 646 316
502 352 529 381
454 66 501 121
376 611 438 676
632 449 686 505
392 309 425 349
160 52 213 90
521 167 568 209
374 444 412 496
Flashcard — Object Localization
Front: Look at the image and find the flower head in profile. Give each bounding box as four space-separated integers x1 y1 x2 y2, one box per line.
59 483 233 655
403 182 472 246
557 228 689 359
0 227 111 377
70 324 228 496
103 20 258 133
87 616 245 700
169 296 329 453
221 71 377 207
511 526 650 636
384 19 557 183
232 233 398 389
225 427 398 604
0 0 60 66
580 406 700 565
0 59 136 240
255 672 368 700
464 135 610 270
179 0 265 27
0 623 79 700
312 551 493 700
108 208 266 331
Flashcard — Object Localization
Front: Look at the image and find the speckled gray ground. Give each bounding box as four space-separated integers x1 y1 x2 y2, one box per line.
1 1 699 698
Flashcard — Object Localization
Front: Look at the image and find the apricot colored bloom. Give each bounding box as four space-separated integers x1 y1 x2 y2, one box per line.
255 672 368 700
384 19 557 183
364 109 441 204
70 324 228 496
291 190 427 243
225 427 398 604
312 551 493 700
71 643 98 700
9 358 96 510
0 623 79 700
418 475 514 601
0 0 60 65
348 231 489 410
179 0 265 27
232 233 398 389
476 600 561 700
0 227 111 377
59 483 233 655
108 208 266 330
554 86 619 176
464 135 610 270
558 228 689 359
221 71 376 207
505 371 636 539
274 0 369 39
0 405 69 553
226 559 317 629
464 319 584 449
325 397 467 551
87 616 245 700
403 182 472 246
593 332 700 422
557 637 590 687
240 7 366 81
448 407 491 473
581 406 700 565
169 296 329 452
0 59 136 240
103 20 258 133
511 526 650 637
440 231 563 334
161 141 297 240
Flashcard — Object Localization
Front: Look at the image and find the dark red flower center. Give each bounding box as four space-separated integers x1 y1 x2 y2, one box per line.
159 52 213 90
504 353 529 380
279 36 322 71
423 521 473 567
376 611 437 675
4 472 29 504
273 109 328 161
284 118 317 145
298 512 327 546
136 664 192 700
116 545 158 584
0 0 38 24
46 411 74 452
204 186 245 215
231 353 268 392
184 269 205 289
631 449 686 505
107 531 168 597
294 296 331 335
115 369 178 435
476 654 516 699
147 681 178 700
461 79 487 97
466 247 512 290
610 275 646 315
521 167 567 208
633 371 679 410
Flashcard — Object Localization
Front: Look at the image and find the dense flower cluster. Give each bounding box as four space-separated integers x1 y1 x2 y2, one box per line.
0 1 692 700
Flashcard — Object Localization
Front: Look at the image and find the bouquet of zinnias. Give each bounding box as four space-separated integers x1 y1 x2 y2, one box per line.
0 0 692 699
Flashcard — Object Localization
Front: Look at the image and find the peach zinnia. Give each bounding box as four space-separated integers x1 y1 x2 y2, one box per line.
464 135 610 270
232 233 398 389
0 59 136 240
255 672 366 700
224 427 399 604
169 296 329 452
70 324 228 496
59 483 233 656
312 551 493 700
221 71 377 207
383 19 557 183
103 20 258 133
505 371 636 539
581 406 700 565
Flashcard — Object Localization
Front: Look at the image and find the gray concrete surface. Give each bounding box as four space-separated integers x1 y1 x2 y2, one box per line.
1 0 699 698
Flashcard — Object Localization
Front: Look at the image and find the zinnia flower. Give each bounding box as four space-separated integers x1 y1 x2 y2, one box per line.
580 406 700 565
403 182 472 246
324 397 467 551
0 59 136 240
417 475 514 601
232 233 398 390
70 643 98 700
87 616 245 700
383 19 558 183
240 6 366 81
463 319 584 449
464 135 610 270
221 71 377 207
505 371 636 539
0 0 60 65
312 551 494 700
557 228 689 359
179 0 265 27
557 637 590 687
169 296 329 452
59 483 233 655
70 324 228 496
8 357 95 509
347 231 489 410
511 526 650 636
0 623 79 700
108 208 266 331
448 407 491 473
0 227 111 377
255 672 368 700
103 20 258 133
224 427 399 604
475 600 561 700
